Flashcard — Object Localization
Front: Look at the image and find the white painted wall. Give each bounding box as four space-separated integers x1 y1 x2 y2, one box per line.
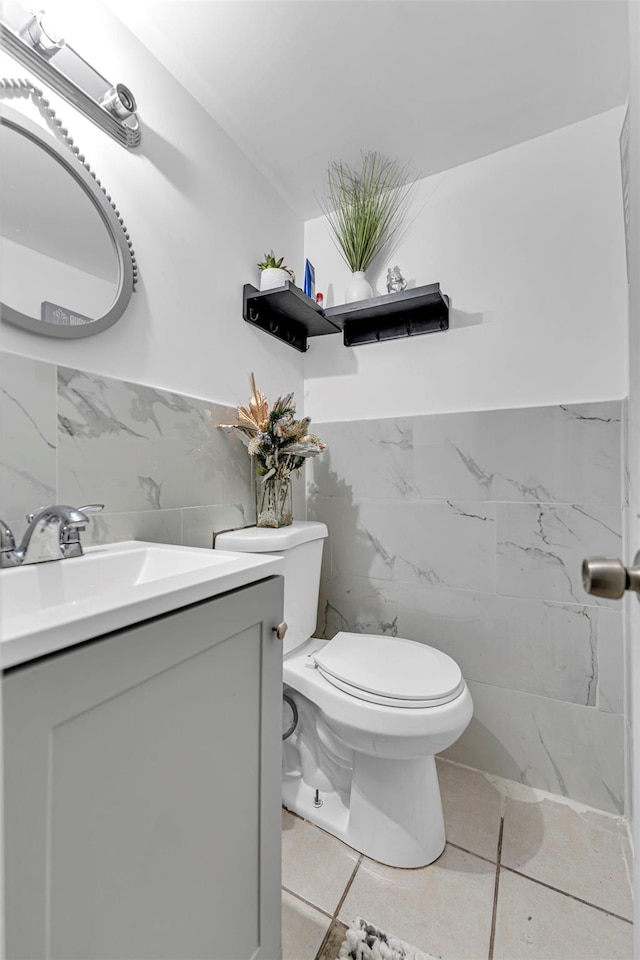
0 0 304 408
304 108 628 422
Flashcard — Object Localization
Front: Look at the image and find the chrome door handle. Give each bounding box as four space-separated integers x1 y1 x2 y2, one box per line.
582 552 640 599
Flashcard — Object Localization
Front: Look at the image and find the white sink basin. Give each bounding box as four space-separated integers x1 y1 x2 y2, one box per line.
0 541 283 668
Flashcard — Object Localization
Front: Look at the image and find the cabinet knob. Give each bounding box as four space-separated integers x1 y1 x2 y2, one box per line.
274 622 288 641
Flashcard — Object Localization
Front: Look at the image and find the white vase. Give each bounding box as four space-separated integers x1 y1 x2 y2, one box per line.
260 267 292 291
345 271 373 303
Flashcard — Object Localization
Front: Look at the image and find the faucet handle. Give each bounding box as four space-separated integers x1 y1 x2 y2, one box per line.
0 521 19 567
60 505 104 559
0 520 16 552
78 504 104 516
24 505 103 526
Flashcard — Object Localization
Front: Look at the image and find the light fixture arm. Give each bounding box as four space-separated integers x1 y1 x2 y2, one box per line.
0 0 140 149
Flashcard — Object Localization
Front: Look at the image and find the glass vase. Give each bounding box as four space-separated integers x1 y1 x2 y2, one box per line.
256 474 293 528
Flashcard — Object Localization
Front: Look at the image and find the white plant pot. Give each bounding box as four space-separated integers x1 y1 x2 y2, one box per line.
345 271 373 303
260 268 292 291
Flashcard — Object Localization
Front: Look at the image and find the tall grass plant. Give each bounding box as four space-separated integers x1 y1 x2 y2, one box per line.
320 151 416 273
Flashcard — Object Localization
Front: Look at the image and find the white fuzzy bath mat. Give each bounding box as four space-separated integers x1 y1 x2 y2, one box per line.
337 917 438 960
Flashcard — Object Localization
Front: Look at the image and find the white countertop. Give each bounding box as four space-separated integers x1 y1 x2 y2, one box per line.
0 541 283 669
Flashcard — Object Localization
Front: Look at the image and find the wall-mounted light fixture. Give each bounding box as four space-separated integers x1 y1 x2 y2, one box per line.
100 83 137 122
18 10 65 59
0 0 140 148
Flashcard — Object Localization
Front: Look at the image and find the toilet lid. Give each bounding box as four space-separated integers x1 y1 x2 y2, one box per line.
314 632 464 708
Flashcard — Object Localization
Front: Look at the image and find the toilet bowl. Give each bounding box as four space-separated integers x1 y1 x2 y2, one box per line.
286 633 472 758
284 634 473 866
215 520 473 868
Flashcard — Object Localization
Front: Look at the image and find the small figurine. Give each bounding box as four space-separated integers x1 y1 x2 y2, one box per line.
386 265 407 294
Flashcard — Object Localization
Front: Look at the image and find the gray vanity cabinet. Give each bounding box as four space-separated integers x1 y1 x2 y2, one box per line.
3 576 284 960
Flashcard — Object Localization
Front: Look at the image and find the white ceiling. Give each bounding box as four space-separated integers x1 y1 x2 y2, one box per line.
106 0 629 220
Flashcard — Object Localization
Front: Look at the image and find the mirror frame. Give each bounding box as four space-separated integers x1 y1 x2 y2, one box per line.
0 103 135 338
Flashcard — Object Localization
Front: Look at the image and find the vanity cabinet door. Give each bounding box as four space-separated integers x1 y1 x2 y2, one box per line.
3 576 284 960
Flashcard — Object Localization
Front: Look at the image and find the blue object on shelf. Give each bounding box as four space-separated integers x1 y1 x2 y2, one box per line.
303 259 315 299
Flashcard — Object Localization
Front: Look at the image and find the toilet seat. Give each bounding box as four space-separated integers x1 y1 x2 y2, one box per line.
313 632 465 708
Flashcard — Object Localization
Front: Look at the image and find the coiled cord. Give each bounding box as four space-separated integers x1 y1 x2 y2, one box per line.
282 693 298 741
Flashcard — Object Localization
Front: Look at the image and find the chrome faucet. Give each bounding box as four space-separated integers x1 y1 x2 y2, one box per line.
0 504 104 567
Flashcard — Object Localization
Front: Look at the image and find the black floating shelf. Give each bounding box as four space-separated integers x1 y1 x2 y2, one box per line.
243 282 341 352
325 282 449 347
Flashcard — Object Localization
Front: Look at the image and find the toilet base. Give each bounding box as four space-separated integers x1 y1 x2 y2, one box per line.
348 753 445 867
282 753 446 868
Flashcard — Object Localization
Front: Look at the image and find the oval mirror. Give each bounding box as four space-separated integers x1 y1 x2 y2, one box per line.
0 103 136 338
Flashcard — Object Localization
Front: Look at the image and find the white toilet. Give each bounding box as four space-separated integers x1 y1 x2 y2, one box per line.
216 520 473 868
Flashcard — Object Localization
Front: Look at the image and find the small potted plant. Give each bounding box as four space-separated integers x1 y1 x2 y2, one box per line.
258 251 295 292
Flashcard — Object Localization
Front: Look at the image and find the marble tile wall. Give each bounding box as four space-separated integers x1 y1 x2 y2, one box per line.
1 351 627 814
307 401 627 814
0 351 307 549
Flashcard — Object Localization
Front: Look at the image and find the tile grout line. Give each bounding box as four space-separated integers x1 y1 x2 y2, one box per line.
488 816 504 960
313 918 341 960
447 840 498 866
314 920 336 960
500 865 633 924
313 856 363 960
449 805 633 927
333 855 364 921
283 806 363 960
281 886 333 921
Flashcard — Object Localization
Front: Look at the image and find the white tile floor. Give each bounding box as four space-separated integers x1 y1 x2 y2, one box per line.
282 759 633 960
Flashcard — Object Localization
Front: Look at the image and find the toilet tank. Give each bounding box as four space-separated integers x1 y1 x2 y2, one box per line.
215 521 328 654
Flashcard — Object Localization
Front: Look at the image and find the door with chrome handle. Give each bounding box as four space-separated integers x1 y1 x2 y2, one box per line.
582 552 640 600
